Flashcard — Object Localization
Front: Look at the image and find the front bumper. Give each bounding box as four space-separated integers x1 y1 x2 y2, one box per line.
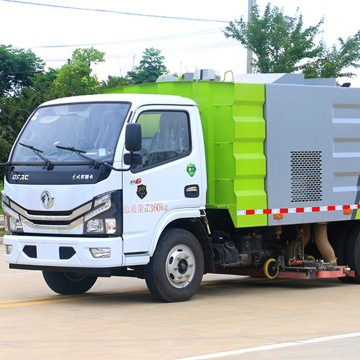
3 234 124 268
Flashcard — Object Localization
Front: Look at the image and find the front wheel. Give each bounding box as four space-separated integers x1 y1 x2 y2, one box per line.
144 228 204 302
42 271 97 295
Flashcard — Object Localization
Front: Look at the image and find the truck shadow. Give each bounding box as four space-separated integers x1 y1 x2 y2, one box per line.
65 276 350 305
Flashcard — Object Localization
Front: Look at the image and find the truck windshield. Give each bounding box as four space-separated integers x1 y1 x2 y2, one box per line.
11 102 131 165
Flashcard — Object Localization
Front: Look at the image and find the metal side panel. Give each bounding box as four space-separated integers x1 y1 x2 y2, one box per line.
264 84 360 226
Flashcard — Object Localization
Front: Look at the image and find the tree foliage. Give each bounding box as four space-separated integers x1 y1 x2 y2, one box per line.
0 70 59 170
99 75 129 90
302 31 360 79
52 47 106 97
224 1 360 79
71 46 105 66
54 61 99 97
0 45 44 96
223 1 324 74
127 48 168 84
0 70 57 132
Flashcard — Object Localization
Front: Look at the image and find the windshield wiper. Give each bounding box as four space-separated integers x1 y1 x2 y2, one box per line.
20 143 54 170
55 145 99 169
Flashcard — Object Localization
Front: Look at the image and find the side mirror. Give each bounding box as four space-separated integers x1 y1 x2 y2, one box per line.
124 153 142 166
125 123 142 151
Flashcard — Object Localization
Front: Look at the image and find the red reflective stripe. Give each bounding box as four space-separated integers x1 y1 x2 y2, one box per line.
241 204 360 215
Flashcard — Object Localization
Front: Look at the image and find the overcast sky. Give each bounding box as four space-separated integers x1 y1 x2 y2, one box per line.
1 0 360 86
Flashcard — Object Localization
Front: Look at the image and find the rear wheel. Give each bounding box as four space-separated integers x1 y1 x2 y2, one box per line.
42 271 97 295
145 228 204 302
345 223 360 284
329 222 356 283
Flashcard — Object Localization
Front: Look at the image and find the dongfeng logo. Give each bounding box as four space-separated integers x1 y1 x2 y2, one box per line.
41 189 54 209
12 174 29 181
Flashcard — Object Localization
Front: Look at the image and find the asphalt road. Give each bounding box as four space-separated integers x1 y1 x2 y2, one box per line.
1 243 360 360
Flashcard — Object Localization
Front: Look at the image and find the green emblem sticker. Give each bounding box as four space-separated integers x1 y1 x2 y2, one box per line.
187 164 196 177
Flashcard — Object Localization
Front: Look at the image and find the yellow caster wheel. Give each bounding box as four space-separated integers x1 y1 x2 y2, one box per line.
263 258 279 279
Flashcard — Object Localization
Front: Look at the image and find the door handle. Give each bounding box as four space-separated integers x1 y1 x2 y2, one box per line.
184 185 199 198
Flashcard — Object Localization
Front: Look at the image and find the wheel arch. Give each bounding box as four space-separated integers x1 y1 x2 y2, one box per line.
150 213 214 274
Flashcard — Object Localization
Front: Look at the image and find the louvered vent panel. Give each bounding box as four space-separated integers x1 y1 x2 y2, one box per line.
290 151 322 202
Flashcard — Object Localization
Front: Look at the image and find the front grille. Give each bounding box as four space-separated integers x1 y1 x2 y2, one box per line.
30 220 74 226
10 200 92 224
27 209 73 216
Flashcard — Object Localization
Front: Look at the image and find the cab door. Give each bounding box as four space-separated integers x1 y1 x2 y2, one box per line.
122 105 205 254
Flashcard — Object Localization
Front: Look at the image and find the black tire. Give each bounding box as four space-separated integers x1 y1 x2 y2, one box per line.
328 222 356 283
345 223 360 284
144 228 204 302
42 271 97 295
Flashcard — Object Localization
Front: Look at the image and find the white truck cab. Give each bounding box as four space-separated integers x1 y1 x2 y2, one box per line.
3 94 208 301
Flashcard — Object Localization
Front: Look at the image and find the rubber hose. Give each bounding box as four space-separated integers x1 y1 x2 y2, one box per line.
314 223 337 264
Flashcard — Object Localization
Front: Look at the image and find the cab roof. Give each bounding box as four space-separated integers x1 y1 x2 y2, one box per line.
40 93 197 109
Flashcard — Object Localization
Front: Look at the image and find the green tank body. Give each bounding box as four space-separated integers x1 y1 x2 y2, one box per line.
103 81 267 228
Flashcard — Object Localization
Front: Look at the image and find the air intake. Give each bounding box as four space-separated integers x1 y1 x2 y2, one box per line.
290 151 322 202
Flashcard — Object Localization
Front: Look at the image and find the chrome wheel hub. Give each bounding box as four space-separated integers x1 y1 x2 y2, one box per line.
165 244 196 288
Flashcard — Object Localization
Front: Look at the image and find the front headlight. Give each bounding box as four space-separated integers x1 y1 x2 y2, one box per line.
84 194 111 222
86 218 104 233
1 191 10 207
83 191 122 235
2 195 23 233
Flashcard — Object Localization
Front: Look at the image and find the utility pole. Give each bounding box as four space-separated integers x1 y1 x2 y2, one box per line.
132 55 136 70
247 0 253 74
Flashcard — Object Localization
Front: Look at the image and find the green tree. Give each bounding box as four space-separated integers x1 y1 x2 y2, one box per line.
0 69 58 170
224 1 360 80
99 75 129 90
0 125 16 170
0 45 44 96
54 47 104 97
71 46 105 66
127 48 168 84
54 61 99 97
302 31 360 79
0 70 58 133
223 1 324 74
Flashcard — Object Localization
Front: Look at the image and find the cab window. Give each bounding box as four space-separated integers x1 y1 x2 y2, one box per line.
133 110 191 171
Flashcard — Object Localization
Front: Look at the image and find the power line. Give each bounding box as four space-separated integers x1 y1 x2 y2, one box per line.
25 28 223 49
43 40 240 62
1 0 229 23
